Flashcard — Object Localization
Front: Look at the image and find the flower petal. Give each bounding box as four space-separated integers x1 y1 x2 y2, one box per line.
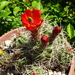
21 14 29 25
37 19 43 27
24 9 32 17
27 26 35 31
32 9 41 24
21 9 43 31
23 22 35 31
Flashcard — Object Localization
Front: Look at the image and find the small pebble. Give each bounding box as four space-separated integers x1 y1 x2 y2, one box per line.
10 73 14 75
62 74 65 75
54 71 57 74
48 70 53 75
7 72 14 75
5 40 12 47
57 72 61 75
7 73 10 75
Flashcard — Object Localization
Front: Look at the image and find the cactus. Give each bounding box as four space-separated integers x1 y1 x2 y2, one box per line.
0 20 73 75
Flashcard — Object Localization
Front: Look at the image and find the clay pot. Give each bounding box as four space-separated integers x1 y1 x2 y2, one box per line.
68 55 75 75
0 27 74 75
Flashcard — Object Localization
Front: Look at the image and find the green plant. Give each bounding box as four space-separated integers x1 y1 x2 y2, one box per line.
67 23 75 46
0 0 25 36
67 23 75 39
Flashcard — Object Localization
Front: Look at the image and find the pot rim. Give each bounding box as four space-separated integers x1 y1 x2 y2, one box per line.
0 27 26 45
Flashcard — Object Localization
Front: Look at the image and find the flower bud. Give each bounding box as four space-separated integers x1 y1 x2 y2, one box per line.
50 26 61 42
52 26 61 36
41 35 49 47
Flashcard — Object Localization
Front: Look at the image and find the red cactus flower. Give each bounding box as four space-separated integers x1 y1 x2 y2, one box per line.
41 35 49 47
21 9 43 31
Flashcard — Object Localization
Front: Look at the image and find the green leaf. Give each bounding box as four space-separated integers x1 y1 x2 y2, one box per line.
51 4 60 13
32 1 43 10
22 0 25 3
32 1 38 8
13 6 21 16
4 7 11 16
64 6 69 11
67 23 74 39
0 7 11 18
74 30 75 36
37 1 43 10
0 1 9 10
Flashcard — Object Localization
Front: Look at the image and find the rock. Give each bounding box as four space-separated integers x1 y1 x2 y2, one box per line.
5 40 12 47
54 71 57 75
57 72 61 75
48 70 53 75
62 74 65 75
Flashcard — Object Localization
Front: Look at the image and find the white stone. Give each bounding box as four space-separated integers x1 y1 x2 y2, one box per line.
7 73 10 75
48 70 53 75
3 46 8 49
5 40 12 47
54 71 57 74
62 74 65 75
11 73 14 75
57 72 61 75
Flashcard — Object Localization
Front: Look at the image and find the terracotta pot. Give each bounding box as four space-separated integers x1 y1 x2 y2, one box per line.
0 27 74 75
68 55 75 75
